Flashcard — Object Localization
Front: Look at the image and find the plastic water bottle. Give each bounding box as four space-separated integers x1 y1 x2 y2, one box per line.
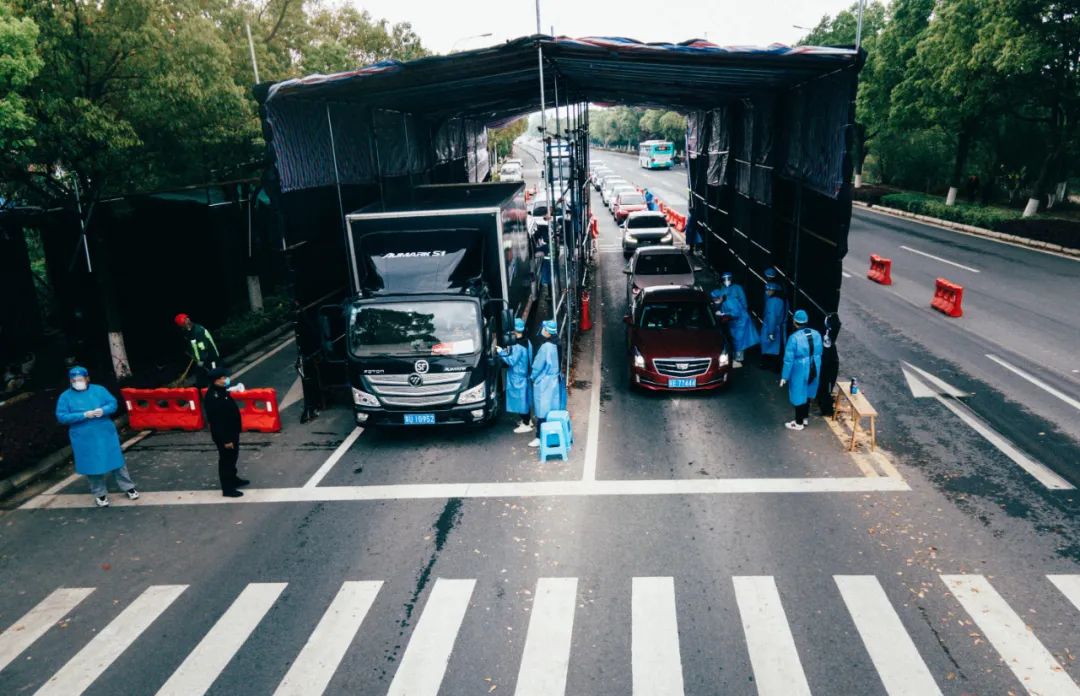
850 378 859 395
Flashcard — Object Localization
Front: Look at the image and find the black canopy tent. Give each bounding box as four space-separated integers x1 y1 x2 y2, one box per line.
257 34 863 336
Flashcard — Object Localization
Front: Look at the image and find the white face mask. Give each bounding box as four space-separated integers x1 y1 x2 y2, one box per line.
72 379 88 391
723 279 732 287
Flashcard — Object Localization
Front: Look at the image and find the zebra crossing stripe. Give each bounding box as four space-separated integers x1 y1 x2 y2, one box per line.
156 582 287 696
834 576 942 696
34 584 187 696
0 588 95 674
515 578 578 696
1048 575 1080 612
732 576 811 696
631 577 685 695
942 575 1080 696
273 580 382 696
387 578 476 696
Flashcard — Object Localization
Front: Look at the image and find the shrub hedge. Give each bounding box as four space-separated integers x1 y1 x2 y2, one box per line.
878 192 1020 231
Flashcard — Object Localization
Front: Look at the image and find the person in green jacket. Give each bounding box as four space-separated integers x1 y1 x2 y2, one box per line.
175 313 220 387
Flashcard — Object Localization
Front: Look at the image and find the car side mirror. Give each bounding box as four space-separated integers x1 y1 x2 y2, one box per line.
692 264 705 273
623 314 632 325
623 267 632 274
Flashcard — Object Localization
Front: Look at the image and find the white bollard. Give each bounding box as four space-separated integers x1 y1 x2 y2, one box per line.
945 187 958 206
1022 197 1040 218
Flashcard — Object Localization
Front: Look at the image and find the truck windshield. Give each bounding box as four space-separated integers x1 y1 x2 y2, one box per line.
350 301 481 357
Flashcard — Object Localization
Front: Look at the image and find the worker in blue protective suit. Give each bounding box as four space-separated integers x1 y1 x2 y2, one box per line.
719 271 747 310
759 282 787 372
499 318 534 434
528 320 561 448
55 366 139 507
684 212 703 255
779 310 823 431
712 276 757 368
644 189 656 211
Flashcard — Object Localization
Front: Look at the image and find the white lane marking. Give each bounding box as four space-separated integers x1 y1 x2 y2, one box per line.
22 476 911 509
834 576 941 696
231 336 296 379
273 581 382 696
156 583 286 696
941 575 1080 696
303 427 364 488
986 354 1080 411
582 266 603 482
732 576 811 696
35 585 187 696
631 577 685 695
900 245 980 273
387 578 475 696
515 578 577 696
1048 575 1080 612
278 376 304 411
931 393 1073 490
0 588 95 673
842 271 853 278
41 430 153 495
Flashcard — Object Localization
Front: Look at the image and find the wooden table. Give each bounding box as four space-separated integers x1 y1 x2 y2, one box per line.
833 381 878 451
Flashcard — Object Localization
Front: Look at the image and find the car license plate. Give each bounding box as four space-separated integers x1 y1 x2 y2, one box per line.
668 378 697 388
404 413 436 425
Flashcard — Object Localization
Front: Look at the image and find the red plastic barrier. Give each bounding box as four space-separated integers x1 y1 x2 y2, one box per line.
122 387 204 431
589 215 599 238
233 388 282 433
673 213 686 233
580 291 592 331
931 278 964 318
867 254 893 285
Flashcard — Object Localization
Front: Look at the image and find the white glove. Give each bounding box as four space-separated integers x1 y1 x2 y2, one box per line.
768 334 775 341
227 382 246 393
92 407 104 418
779 379 787 388
83 410 97 419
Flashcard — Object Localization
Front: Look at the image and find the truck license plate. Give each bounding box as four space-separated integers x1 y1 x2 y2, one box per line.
668 378 697 388
404 413 436 425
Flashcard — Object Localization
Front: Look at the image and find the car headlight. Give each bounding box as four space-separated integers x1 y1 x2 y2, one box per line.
660 232 673 243
717 351 730 367
352 387 380 407
457 381 486 404
633 348 646 369
624 232 637 241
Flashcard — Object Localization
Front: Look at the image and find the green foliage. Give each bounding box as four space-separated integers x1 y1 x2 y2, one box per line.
489 119 527 161
301 4 426 74
591 106 685 150
0 0 42 153
214 293 292 354
798 1 887 47
880 192 1022 230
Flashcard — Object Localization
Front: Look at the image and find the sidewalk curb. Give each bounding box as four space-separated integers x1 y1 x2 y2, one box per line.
0 323 295 501
853 201 1080 259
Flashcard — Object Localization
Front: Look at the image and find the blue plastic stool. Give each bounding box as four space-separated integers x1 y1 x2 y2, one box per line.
546 410 573 448
539 421 569 462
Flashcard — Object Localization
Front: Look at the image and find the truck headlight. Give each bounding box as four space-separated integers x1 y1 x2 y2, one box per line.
352 387 380 407
718 351 730 367
660 232 673 243
633 348 646 369
457 381 486 404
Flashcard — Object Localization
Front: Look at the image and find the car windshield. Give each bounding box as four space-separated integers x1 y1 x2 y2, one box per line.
606 180 626 190
618 193 645 205
638 302 715 329
635 254 692 275
627 215 668 229
350 301 480 357
501 165 521 174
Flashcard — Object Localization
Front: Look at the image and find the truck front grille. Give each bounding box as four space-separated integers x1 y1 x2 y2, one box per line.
379 394 458 407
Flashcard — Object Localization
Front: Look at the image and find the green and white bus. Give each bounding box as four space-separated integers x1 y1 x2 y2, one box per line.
638 140 674 169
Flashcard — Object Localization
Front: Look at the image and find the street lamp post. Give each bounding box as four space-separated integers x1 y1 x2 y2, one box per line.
449 32 493 53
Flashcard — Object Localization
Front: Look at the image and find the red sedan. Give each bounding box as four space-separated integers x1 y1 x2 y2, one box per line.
625 286 732 392
613 190 647 223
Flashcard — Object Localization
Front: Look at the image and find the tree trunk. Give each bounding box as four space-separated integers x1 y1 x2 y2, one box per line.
1025 151 1058 218
851 123 869 188
946 126 972 206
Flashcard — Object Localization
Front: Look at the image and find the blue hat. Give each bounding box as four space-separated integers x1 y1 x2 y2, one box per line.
542 319 558 334
764 267 778 279
721 271 733 280
765 282 780 292
68 366 88 379
710 288 724 299
514 318 526 332
793 309 809 324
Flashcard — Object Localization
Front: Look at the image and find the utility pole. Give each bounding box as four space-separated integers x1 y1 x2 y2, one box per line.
245 23 265 311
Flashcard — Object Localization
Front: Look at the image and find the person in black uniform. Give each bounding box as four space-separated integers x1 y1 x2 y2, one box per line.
294 301 324 423
816 312 842 417
203 367 249 497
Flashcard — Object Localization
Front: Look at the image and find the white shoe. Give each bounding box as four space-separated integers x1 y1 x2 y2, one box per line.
528 438 541 448
95 495 110 507
784 421 805 431
125 489 140 500
513 423 533 434
732 360 743 368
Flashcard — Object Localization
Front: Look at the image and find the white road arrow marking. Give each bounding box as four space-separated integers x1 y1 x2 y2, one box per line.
900 362 1073 490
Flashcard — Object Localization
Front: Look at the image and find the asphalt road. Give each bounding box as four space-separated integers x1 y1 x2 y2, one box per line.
1 149 1079 695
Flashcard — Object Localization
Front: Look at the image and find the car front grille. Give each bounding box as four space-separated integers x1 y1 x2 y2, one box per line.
653 358 711 377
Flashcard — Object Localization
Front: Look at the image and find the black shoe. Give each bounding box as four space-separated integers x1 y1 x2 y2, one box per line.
233 478 251 488
300 411 310 424
222 490 243 498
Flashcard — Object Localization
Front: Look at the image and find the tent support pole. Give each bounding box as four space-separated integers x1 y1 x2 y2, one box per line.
326 104 351 294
